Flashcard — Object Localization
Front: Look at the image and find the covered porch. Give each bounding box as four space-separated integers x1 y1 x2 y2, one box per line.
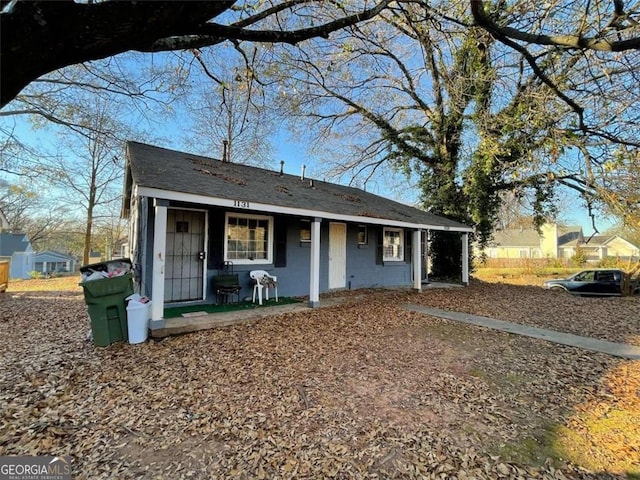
146 198 472 323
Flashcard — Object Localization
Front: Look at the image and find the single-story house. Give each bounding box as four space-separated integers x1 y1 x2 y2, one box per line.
122 141 473 325
0 232 35 279
479 223 639 262
34 250 77 274
571 234 640 263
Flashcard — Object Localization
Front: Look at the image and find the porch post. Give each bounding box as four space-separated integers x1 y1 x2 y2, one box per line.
151 200 168 320
309 217 321 308
424 230 429 284
462 232 469 286
412 229 422 291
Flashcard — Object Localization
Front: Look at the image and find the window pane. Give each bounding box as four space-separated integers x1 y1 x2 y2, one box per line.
226 215 271 263
383 228 403 260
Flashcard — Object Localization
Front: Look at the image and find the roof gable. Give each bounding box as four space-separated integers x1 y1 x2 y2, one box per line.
582 235 640 250
0 232 32 256
34 250 76 262
124 141 471 231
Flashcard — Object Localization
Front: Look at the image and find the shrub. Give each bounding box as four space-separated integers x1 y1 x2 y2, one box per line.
598 256 620 268
570 247 587 267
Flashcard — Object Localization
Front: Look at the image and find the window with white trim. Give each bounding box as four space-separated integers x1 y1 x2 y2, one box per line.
224 213 273 264
383 227 404 261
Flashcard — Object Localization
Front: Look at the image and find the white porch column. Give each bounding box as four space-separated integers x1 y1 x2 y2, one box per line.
424 230 429 284
151 201 167 320
412 229 422 291
309 217 322 307
462 232 470 286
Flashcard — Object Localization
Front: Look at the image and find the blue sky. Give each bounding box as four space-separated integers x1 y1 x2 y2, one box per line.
1 110 615 237
0 46 618 237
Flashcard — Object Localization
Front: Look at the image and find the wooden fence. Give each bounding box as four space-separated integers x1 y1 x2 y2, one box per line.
0 261 8 292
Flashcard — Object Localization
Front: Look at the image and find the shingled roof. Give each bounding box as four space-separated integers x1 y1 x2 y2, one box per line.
0 233 31 256
489 228 542 247
123 142 471 232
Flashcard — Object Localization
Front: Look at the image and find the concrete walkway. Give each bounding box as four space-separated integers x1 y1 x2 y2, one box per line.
404 304 640 360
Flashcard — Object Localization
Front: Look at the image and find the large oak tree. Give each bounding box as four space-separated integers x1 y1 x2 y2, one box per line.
0 0 390 108
269 0 639 274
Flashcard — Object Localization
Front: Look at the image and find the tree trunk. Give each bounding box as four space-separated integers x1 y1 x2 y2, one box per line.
82 183 97 266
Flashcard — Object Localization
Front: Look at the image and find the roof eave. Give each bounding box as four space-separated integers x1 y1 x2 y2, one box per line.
136 186 474 233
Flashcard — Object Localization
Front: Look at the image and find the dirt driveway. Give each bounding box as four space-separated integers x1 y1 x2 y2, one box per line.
0 278 638 479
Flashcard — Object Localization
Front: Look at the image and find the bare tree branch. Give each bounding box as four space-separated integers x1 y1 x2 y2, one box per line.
1 0 391 107
470 0 640 51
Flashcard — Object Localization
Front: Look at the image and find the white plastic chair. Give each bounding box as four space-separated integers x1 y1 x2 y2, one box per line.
249 270 278 305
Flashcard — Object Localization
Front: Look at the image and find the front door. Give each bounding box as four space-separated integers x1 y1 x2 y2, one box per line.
165 209 207 302
329 222 346 289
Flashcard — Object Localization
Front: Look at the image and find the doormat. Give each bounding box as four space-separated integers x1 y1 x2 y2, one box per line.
181 311 209 318
163 297 302 319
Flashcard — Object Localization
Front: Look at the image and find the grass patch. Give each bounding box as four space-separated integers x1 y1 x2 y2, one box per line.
496 427 564 469
7 275 83 292
163 297 301 319
553 410 640 478
474 267 579 278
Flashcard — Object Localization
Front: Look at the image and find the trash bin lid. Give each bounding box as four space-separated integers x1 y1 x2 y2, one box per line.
80 258 132 274
126 301 149 310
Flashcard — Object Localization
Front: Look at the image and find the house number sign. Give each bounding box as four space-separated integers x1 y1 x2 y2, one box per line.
233 200 250 208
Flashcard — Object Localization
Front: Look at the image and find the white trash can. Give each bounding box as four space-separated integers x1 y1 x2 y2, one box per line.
125 296 151 344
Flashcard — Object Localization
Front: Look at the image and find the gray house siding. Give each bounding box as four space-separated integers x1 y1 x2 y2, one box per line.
272 221 312 296
347 226 412 290
134 200 415 304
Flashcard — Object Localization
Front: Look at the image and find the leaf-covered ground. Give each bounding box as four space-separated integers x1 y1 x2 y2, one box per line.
1 277 638 479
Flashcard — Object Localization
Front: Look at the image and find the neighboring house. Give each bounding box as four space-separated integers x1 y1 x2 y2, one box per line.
34 251 77 274
572 234 640 263
122 141 473 324
0 232 35 279
109 240 129 260
87 251 102 265
480 223 640 262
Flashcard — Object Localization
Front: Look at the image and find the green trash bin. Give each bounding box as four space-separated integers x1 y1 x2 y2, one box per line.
80 273 134 347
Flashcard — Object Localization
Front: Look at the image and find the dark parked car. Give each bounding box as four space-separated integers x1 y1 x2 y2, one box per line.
542 269 633 296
